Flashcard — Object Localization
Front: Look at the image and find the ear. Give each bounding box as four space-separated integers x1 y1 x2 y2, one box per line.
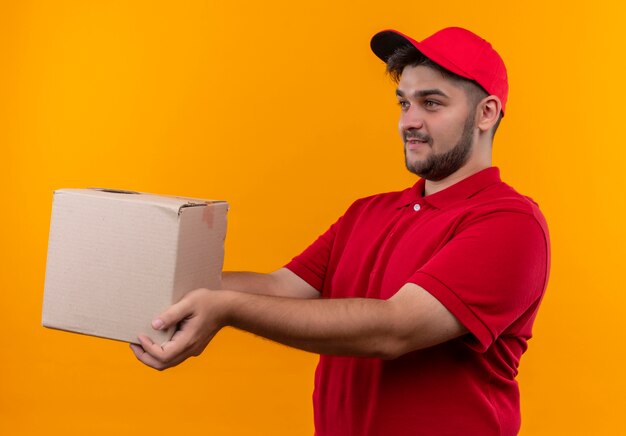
476 95 502 134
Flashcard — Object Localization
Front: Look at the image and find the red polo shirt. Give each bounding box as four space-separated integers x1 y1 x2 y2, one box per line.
285 167 550 436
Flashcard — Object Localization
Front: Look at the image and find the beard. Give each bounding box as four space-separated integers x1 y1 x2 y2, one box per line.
404 110 476 182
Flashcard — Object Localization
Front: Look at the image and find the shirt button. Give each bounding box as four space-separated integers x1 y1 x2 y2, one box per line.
413 203 421 212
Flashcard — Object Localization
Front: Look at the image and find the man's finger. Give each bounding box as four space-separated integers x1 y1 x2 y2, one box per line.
131 337 192 370
138 332 192 364
137 334 167 358
130 342 168 370
152 298 191 331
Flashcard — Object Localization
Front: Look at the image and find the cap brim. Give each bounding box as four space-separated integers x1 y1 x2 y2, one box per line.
370 30 417 62
370 29 478 83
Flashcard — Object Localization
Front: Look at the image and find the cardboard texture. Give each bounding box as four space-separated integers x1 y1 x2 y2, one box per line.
42 188 228 345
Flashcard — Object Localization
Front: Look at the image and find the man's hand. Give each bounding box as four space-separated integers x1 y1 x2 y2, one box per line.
130 268 316 371
130 288 232 371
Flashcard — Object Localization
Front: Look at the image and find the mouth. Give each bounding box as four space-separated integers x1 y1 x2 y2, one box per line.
403 130 432 147
404 136 431 151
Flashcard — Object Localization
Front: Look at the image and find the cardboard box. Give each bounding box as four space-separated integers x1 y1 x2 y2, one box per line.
42 188 228 345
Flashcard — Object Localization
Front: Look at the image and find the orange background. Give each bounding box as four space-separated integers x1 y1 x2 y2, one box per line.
2 1 625 434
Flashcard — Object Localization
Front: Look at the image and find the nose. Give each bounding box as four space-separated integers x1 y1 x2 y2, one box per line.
398 106 424 132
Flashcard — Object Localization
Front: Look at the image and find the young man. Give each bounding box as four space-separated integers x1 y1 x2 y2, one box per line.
132 27 550 436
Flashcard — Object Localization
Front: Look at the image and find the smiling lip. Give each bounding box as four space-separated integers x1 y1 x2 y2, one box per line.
405 139 429 151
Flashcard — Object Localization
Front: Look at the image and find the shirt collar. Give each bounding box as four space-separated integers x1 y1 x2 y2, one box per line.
397 167 502 209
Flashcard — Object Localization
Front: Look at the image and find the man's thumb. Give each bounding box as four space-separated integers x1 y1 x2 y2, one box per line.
152 301 187 331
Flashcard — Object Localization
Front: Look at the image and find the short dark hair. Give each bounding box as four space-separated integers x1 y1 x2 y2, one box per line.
387 45 502 137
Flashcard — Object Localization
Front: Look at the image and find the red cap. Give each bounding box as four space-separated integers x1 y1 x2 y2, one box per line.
370 27 508 114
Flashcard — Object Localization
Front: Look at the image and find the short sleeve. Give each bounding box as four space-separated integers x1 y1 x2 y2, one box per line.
284 217 341 292
408 211 549 352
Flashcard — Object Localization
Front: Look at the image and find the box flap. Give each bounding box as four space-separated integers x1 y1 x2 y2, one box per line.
54 188 227 215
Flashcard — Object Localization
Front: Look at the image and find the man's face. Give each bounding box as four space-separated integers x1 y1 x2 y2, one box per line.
396 65 477 181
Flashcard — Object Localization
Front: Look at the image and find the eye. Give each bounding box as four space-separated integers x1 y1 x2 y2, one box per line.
397 100 410 110
424 100 441 109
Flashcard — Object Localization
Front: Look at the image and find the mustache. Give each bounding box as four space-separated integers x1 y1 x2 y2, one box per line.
403 129 432 144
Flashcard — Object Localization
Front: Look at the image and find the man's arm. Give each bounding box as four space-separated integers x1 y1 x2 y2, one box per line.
221 268 319 298
130 282 468 371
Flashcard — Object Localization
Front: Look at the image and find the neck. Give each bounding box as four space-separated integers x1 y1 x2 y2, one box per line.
424 159 491 196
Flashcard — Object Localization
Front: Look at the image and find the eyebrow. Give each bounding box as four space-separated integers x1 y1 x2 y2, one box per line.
395 88 450 99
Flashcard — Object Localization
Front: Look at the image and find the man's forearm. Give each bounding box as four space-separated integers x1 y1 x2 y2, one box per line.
132 283 466 370
221 290 409 359
221 269 320 299
221 271 278 295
